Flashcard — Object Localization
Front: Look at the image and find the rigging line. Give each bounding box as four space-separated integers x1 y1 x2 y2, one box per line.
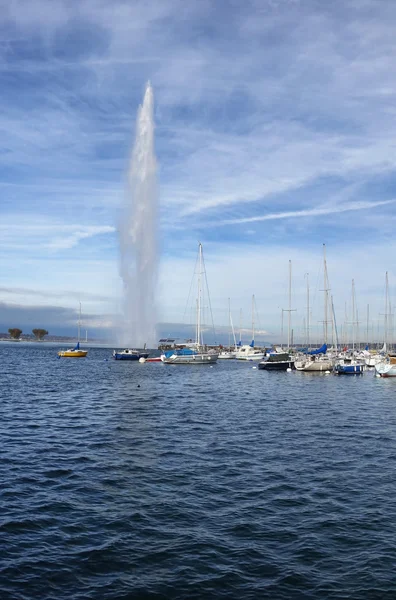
311 256 322 339
201 250 217 344
182 249 200 324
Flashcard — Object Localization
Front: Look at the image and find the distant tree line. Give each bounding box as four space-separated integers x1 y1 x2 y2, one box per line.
8 328 49 340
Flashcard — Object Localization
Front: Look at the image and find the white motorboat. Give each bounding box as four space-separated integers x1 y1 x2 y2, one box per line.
218 350 236 359
235 345 265 361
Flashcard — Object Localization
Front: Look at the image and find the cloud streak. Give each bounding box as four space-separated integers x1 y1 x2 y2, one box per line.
216 199 396 226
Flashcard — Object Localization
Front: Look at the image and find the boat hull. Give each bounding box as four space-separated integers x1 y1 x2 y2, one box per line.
58 350 88 358
295 360 333 372
258 360 294 371
334 364 365 374
375 363 396 377
236 353 265 361
161 353 218 364
113 353 149 361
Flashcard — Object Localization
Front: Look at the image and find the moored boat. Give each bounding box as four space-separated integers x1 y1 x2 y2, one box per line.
58 303 88 358
161 243 218 365
295 344 332 372
235 344 265 361
258 352 295 371
218 350 236 359
375 354 396 377
113 349 149 361
161 347 218 364
58 341 88 358
334 357 365 374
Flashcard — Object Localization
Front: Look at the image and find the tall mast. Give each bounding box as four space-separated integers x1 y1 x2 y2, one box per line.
239 308 242 344
196 243 203 346
281 309 284 349
287 260 291 348
323 244 329 344
78 302 81 343
282 260 295 349
351 279 355 352
366 304 369 347
288 260 291 349
305 273 310 348
385 271 389 350
252 294 255 345
229 299 237 350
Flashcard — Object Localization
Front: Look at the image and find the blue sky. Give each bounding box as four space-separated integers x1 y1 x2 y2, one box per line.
1 0 396 343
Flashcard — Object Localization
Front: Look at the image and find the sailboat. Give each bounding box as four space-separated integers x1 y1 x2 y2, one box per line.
58 303 88 358
161 243 218 364
235 295 265 360
218 298 237 359
334 279 365 374
295 246 333 372
375 272 396 376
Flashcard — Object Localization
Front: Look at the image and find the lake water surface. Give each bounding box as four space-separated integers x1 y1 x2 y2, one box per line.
1 343 396 599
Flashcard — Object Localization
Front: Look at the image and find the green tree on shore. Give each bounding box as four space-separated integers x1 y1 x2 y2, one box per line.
8 328 22 339
32 328 49 340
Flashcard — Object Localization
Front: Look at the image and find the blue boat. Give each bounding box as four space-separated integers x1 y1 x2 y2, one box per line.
334 357 365 374
113 349 149 361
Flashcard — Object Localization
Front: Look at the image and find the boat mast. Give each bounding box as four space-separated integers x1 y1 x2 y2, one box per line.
78 302 81 343
252 294 255 346
282 260 295 350
385 271 389 351
305 273 310 348
281 309 284 349
229 299 237 350
352 279 355 352
239 308 242 344
288 261 291 349
366 304 369 348
228 298 231 348
323 244 329 344
196 243 203 346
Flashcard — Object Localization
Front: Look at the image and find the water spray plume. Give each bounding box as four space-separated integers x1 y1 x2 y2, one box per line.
118 82 158 347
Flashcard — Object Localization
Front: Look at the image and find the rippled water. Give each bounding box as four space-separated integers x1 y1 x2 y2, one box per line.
1 343 396 599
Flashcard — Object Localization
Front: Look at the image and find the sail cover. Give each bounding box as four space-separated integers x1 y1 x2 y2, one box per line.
308 343 327 355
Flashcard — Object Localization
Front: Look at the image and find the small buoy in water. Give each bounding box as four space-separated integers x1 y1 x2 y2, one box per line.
137 384 140 388
287 368 292 372
252 366 257 369
325 370 330 374
139 357 146 363
375 373 381 378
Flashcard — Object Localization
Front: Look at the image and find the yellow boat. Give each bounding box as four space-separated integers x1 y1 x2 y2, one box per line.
58 342 88 358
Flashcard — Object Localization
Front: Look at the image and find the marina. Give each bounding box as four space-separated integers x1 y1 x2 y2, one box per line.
3 3 396 597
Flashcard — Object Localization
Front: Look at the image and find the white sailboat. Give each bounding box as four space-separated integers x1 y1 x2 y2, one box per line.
235 295 265 360
161 243 218 365
295 246 333 372
375 272 396 376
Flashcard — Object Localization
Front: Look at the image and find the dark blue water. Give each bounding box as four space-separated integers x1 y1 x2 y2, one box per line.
1 343 396 599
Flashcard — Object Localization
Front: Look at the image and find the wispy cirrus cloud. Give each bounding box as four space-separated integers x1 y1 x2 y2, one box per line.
215 199 396 226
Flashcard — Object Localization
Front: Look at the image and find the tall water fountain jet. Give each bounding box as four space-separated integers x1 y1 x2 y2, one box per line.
118 82 158 347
